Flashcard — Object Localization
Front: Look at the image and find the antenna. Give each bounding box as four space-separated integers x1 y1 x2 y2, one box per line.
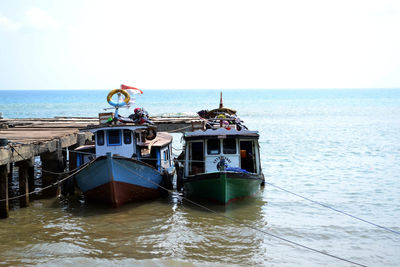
219 91 223 109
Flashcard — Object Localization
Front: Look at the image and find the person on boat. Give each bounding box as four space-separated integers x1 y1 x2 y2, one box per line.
128 108 153 124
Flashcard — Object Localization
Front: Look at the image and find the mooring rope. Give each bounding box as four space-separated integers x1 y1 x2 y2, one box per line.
3 141 394 263
0 159 94 202
174 153 400 237
112 160 366 267
112 155 163 175
61 149 96 156
7 142 398 237
167 125 192 133
7 143 86 175
264 181 400 236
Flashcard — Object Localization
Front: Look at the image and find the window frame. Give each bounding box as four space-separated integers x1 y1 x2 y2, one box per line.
107 130 122 146
207 139 221 155
96 130 105 146
123 129 132 144
222 138 237 154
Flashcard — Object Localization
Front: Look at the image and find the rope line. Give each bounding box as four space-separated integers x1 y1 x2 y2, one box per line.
112 155 163 175
62 149 96 156
112 160 366 267
8 144 85 175
7 143 398 236
4 141 396 262
0 160 93 202
167 125 192 133
265 181 400 236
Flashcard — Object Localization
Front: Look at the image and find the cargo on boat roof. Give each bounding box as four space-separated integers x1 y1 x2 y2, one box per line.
175 92 265 204
184 128 259 139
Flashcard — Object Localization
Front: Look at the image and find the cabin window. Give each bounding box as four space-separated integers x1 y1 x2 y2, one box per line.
97 131 104 146
163 148 170 162
107 130 121 146
189 141 204 175
123 130 132 144
140 147 158 169
207 139 220 155
223 139 236 154
240 140 255 173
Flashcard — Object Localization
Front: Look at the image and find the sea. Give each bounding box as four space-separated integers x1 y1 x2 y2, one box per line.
0 89 399 266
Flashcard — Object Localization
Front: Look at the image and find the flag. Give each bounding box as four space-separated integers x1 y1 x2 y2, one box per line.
121 84 143 94
119 84 143 106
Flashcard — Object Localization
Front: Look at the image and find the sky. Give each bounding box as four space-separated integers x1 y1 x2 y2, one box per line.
0 0 400 90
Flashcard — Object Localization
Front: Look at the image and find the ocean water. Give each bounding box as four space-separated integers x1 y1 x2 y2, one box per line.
0 89 400 266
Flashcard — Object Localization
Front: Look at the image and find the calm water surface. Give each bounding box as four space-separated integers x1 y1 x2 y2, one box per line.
0 89 399 266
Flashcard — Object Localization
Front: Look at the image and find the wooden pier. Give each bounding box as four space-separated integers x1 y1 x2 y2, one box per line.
0 116 203 218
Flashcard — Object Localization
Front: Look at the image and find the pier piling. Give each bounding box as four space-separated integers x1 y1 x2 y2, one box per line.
28 164 35 193
40 146 65 197
16 159 34 208
8 163 13 188
0 164 9 218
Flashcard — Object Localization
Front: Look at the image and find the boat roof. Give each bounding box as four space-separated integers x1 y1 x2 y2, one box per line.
137 132 173 147
184 128 259 139
75 144 95 151
83 124 150 133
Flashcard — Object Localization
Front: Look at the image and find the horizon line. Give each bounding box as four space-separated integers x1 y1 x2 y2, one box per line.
0 88 400 91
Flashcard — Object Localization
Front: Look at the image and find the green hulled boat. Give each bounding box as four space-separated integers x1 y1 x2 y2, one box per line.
183 171 263 203
176 94 264 204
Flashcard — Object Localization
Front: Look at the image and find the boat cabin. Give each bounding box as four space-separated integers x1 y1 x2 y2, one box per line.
76 125 173 172
183 128 262 177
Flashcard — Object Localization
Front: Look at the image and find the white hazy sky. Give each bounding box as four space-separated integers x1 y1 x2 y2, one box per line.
1 0 400 90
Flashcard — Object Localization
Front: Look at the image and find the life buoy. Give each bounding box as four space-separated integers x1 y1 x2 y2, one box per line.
217 114 226 119
107 89 130 107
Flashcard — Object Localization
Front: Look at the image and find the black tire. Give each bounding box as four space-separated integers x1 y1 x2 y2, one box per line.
61 176 75 196
145 129 157 140
261 174 265 187
159 173 172 198
176 167 184 192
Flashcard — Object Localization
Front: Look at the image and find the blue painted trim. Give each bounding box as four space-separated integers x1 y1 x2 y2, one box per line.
77 154 82 167
156 149 161 171
108 100 127 108
107 129 122 146
75 156 163 193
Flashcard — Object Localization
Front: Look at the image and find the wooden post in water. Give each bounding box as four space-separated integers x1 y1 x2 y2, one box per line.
8 163 13 188
62 133 87 196
68 148 77 173
15 158 34 208
40 142 65 197
63 147 76 196
0 164 9 218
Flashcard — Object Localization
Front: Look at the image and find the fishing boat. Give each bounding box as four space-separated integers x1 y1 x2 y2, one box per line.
74 86 174 207
175 93 264 204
